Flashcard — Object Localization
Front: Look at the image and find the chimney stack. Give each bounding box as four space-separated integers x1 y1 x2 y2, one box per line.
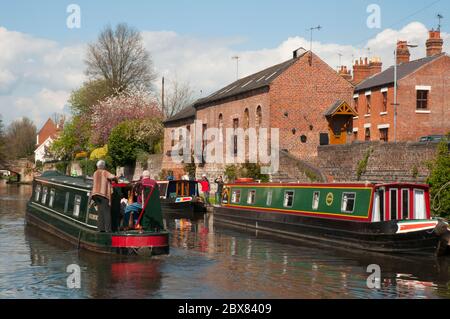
352 56 382 84
396 41 411 64
426 29 443 57
369 57 382 76
338 65 352 81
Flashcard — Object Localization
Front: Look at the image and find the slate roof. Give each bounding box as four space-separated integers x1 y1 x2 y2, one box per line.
324 100 346 117
194 51 307 108
163 105 196 125
355 54 445 92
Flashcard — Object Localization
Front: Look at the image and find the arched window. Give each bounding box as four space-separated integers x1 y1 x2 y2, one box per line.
218 113 224 142
244 108 250 129
171 129 175 147
256 106 262 128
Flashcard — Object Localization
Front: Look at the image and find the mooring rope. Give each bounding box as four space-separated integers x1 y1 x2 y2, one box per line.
432 181 450 212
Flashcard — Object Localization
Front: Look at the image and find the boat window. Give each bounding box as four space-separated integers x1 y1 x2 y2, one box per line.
312 191 320 210
41 187 48 205
73 195 81 217
414 189 426 220
266 191 273 206
247 190 256 204
283 191 295 208
390 189 398 220
379 189 385 221
35 185 41 202
231 190 241 204
341 193 356 213
49 189 56 208
64 192 70 214
402 189 410 220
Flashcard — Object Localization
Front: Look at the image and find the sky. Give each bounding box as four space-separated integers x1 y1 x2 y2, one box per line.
0 0 448 128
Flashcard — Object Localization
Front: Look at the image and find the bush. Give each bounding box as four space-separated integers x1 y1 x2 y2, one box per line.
427 135 450 218
79 159 97 177
224 163 270 183
55 161 69 175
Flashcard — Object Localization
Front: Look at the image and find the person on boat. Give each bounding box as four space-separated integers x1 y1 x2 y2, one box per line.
123 171 157 229
167 171 174 181
214 175 224 206
92 160 117 233
199 174 211 206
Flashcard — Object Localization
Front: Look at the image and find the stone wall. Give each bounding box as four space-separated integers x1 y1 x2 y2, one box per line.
316 141 439 183
117 154 163 181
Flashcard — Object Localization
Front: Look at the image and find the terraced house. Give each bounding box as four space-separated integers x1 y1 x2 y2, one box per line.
352 29 449 142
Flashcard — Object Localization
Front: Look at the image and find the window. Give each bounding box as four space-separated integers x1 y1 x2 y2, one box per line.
382 92 388 113
312 191 320 210
380 128 388 142
64 192 70 214
416 90 428 109
256 106 262 128
266 191 273 206
379 189 385 221
41 187 48 204
73 195 81 217
35 184 41 202
341 193 356 213
402 189 410 220
233 119 239 156
366 95 371 115
247 190 256 204
283 191 295 208
365 128 371 141
171 129 175 147
353 97 359 113
231 190 241 204
390 189 398 220
414 189 426 220
202 124 207 163
244 108 250 129
218 114 223 142
49 189 55 208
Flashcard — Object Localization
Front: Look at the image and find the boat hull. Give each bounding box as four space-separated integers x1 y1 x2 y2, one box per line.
161 201 206 218
26 202 169 256
214 206 447 255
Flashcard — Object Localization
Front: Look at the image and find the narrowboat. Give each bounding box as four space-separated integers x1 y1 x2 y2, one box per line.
157 180 206 218
26 171 169 256
215 180 450 256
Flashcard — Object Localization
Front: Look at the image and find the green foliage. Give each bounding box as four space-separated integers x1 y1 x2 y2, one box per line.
79 159 97 177
35 160 43 172
136 150 150 169
0 115 5 161
304 167 320 182
183 156 196 179
356 147 373 181
55 161 69 175
412 165 419 180
427 136 450 218
108 118 163 167
159 169 173 180
5 117 37 160
51 116 92 160
224 163 270 183
224 165 238 183
69 80 114 116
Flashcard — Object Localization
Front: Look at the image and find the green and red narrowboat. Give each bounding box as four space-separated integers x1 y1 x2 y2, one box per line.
215 180 450 256
26 171 169 256
157 180 207 218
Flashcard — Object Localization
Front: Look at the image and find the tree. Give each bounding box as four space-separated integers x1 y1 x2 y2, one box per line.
427 135 450 218
108 118 163 167
51 117 92 160
0 115 5 161
158 78 196 119
5 117 37 160
85 23 156 92
69 79 114 116
91 87 162 145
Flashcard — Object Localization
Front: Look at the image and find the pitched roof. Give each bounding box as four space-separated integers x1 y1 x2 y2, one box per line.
163 105 196 125
324 100 357 117
194 51 307 108
355 54 445 92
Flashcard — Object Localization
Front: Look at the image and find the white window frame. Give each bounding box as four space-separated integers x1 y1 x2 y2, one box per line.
312 191 320 210
49 189 56 208
389 188 398 221
413 189 426 220
341 192 356 214
266 190 273 206
283 190 295 208
41 187 48 205
35 184 41 202
231 190 241 204
247 190 256 205
401 188 410 220
73 195 82 217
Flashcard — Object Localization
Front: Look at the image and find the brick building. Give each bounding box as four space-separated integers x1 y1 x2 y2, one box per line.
352 30 449 142
34 118 62 163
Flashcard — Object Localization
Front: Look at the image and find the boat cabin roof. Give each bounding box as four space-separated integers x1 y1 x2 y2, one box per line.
226 181 429 189
35 171 93 190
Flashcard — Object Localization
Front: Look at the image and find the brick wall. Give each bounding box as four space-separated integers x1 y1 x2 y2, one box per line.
316 142 439 183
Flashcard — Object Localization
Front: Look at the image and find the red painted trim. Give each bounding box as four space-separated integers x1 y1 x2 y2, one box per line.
399 222 437 231
368 189 375 222
409 189 414 220
227 183 375 188
224 205 370 222
425 189 431 219
111 235 168 248
385 189 390 221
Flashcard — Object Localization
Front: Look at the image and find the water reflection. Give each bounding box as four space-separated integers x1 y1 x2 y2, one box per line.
1 183 450 299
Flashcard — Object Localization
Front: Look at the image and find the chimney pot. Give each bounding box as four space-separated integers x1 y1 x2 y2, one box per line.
426 30 443 57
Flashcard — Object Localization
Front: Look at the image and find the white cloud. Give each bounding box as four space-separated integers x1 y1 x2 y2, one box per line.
0 22 448 128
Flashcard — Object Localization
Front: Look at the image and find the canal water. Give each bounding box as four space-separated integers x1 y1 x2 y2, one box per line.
1 181 450 299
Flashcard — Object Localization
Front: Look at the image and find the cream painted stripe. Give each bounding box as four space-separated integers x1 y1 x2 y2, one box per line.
227 185 373 190
30 202 97 229
35 179 91 193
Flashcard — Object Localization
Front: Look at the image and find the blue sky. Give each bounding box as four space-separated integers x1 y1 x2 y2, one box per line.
1 0 447 49
0 0 448 127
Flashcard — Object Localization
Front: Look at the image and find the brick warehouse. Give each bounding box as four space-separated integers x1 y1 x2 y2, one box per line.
162 49 355 179
352 30 449 143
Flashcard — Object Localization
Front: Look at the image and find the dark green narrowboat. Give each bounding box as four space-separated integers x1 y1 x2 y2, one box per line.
215 180 450 256
26 171 169 256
